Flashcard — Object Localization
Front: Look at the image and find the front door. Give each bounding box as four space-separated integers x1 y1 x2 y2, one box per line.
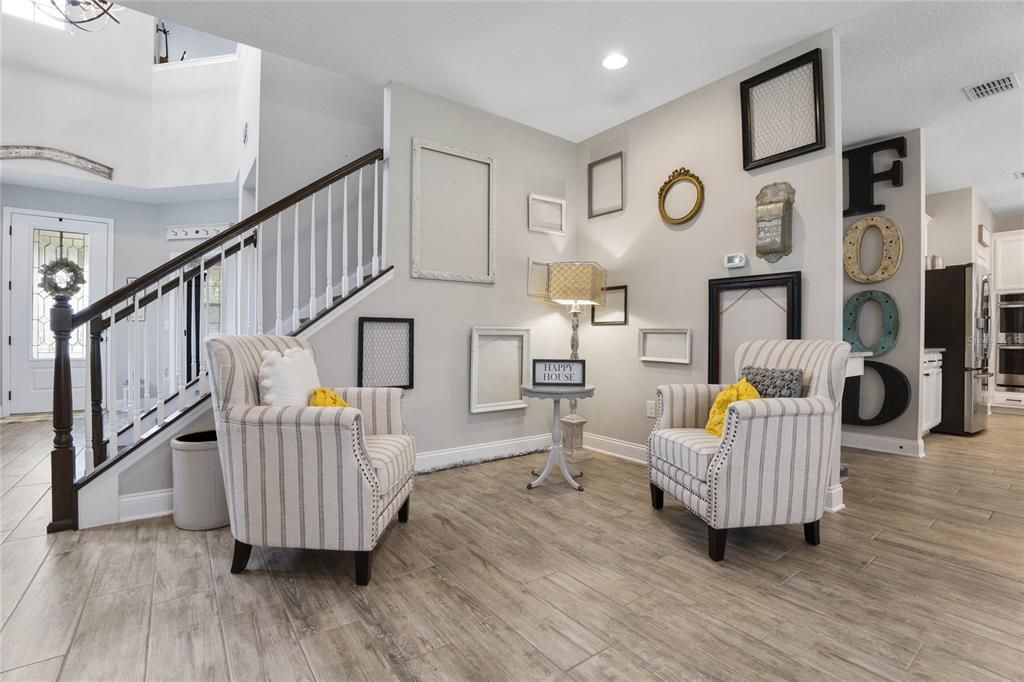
6 210 110 414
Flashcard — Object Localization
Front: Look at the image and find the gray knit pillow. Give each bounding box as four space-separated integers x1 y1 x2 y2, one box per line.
741 366 803 398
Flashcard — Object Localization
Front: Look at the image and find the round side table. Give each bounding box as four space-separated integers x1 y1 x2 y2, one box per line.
521 384 595 491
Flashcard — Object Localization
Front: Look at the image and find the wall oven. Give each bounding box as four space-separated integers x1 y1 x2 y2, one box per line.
997 293 1024 391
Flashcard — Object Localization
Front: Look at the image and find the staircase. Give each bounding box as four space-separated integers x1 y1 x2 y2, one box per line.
46 148 391 531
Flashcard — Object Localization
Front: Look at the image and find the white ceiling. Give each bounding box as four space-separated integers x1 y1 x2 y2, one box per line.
137 1 1024 216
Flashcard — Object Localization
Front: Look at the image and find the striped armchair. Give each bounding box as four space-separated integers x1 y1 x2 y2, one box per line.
205 335 415 585
648 339 850 561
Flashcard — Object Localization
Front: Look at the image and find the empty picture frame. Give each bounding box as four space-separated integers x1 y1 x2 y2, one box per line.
639 329 691 364
740 48 825 171
592 285 628 325
411 138 496 284
588 152 624 218
708 271 801 383
470 326 530 413
526 258 550 298
358 317 414 389
528 194 566 235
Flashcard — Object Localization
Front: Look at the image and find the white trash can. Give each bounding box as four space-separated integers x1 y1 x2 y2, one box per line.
171 431 229 531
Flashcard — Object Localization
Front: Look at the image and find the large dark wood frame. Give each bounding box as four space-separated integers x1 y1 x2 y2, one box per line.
740 48 825 171
357 317 415 390
591 285 628 326
587 151 624 219
707 271 802 383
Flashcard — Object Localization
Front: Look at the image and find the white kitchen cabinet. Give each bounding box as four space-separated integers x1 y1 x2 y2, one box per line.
993 230 1024 291
922 350 943 434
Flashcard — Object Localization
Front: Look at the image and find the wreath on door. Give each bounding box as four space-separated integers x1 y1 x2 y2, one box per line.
39 257 86 297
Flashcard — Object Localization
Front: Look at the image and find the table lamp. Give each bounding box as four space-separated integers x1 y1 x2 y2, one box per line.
546 261 606 419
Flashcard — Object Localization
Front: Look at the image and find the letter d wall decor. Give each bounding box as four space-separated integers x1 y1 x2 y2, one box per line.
842 360 911 427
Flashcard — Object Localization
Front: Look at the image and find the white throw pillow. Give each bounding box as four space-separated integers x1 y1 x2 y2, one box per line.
259 348 321 407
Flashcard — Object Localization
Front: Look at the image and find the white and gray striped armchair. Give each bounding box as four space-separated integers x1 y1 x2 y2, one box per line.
648 339 850 561
205 335 415 585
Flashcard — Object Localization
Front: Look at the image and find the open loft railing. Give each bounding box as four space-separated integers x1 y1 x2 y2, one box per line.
46 148 388 532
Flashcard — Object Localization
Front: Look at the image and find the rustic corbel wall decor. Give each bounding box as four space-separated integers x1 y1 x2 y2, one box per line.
842 136 906 217
0 145 113 180
843 216 903 283
740 48 825 171
843 291 900 356
658 168 704 225
708 271 802 383
754 182 795 262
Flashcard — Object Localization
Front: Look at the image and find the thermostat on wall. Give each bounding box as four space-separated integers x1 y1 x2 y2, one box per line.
724 253 747 269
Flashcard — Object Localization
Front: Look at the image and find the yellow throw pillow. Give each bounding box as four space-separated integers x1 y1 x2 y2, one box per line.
705 378 760 437
308 387 349 407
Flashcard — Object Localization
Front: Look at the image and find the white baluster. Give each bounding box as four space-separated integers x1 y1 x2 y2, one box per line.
141 291 149 411
292 205 300 331
199 256 208 394
309 193 317 318
234 237 243 334
275 213 283 335
372 159 380 277
84 333 93 472
131 291 142 441
155 280 165 425
107 311 117 455
342 177 350 298
381 156 389 270
177 269 186 398
356 168 365 283
326 184 334 306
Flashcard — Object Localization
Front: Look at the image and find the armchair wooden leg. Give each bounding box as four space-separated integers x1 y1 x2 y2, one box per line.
650 483 664 510
708 526 727 562
804 520 821 546
398 496 410 523
230 540 253 574
354 551 373 586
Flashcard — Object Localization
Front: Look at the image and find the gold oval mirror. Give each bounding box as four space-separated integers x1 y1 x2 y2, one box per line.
658 168 704 225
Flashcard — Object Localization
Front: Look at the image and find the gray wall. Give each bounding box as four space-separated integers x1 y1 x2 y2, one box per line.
841 129 926 452
574 31 844 446
307 82 579 452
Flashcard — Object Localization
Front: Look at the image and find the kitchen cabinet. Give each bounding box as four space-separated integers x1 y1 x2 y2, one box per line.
993 230 1024 291
922 350 943 434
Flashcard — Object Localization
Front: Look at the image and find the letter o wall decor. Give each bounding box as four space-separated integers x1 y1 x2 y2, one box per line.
843 216 903 283
843 290 900 357
842 361 911 427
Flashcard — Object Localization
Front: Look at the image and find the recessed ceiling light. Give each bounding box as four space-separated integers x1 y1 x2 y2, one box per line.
602 52 628 71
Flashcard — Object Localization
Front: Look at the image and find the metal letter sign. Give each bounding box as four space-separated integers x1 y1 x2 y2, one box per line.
843 137 906 218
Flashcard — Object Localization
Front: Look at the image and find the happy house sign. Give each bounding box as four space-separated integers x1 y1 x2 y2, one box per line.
533 359 586 386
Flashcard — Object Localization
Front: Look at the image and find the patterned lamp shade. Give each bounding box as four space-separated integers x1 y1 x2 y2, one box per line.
546 262 607 306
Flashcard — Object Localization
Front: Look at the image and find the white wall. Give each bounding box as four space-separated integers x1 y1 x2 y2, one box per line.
307 82 578 453
156 20 236 62
575 31 844 447
1 8 155 187
841 129 926 454
150 59 239 188
926 188 973 266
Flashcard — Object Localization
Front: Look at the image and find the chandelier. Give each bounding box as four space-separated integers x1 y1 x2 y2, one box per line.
35 0 121 31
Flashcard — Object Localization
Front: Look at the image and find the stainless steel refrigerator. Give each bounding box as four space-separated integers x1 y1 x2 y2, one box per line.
925 263 992 435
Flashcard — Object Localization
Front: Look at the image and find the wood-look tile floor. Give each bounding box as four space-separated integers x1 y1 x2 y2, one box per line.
1 414 1023 680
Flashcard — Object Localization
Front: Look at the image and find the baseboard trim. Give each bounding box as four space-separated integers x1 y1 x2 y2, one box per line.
415 433 550 473
118 488 173 522
582 433 647 463
841 431 925 457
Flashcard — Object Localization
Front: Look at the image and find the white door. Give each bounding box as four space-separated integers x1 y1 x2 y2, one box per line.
6 211 110 414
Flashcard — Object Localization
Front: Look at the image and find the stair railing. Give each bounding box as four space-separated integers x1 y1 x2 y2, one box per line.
47 148 386 531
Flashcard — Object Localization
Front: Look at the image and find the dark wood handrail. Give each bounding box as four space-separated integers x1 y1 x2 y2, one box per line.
71 147 384 329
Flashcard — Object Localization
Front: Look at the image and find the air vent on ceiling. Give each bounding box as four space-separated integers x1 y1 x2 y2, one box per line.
963 73 1019 101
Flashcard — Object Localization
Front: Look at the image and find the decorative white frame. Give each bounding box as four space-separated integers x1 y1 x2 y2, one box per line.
411 138 496 284
638 328 692 364
470 326 530 413
526 258 550 298
527 194 566 235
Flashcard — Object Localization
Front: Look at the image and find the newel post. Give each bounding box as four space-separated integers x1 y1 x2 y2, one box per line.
48 293 78 532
